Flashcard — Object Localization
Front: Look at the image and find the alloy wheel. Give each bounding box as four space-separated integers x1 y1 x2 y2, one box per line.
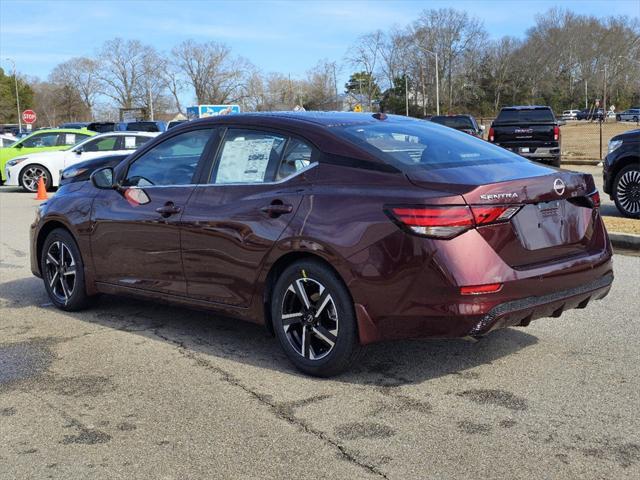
281 276 339 360
22 166 48 192
44 241 76 304
616 169 640 216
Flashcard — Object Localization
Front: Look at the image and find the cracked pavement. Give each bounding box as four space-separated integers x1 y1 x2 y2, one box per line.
1 187 639 479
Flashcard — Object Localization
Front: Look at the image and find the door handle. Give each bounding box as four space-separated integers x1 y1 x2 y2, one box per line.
156 202 182 218
261 202 293 217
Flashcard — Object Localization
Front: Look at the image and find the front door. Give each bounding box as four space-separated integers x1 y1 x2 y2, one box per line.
181 129 317 306
90 128 217 295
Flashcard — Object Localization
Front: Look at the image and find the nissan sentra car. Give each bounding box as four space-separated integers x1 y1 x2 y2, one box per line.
30 112 613 376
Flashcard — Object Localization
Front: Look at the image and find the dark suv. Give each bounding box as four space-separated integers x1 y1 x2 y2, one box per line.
30 112 612 376
489 106 561 167
603 128 640 218
429 115 484 138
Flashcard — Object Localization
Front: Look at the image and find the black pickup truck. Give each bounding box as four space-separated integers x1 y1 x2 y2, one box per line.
488 106 561 167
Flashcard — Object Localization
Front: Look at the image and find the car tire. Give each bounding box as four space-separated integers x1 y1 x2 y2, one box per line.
612 164 640 219
633 116 638 123
271 259 362 377
40 228 91 311
19 164 52 193
550 157 561 168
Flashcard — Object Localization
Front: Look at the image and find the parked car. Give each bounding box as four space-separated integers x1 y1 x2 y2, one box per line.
488 106 561 166
576 108 604 121
117 121 166 132
59 154 129 186
603 128 640 218
616 109 640 122
87 122 118 133
429 114 484 138
31 112 613 376
561 110 580 120
167 120 188 129
4 132 158 192
1 134 17 148
0 128 95 183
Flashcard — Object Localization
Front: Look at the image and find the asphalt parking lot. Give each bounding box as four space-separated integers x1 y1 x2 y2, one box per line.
1 187 639 480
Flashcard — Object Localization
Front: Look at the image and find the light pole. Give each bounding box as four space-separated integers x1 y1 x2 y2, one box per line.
416 46 439 115
405 72 409 116
6 58 22 132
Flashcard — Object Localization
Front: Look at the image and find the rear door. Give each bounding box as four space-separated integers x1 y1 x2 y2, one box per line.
181 128 315 306
90 128 217 295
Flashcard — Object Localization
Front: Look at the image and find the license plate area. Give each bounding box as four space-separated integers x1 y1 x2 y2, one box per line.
511 200 592 250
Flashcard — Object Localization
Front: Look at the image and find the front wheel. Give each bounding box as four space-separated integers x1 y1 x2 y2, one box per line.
40 228 91 311
20 164 52 193
613 164 640 219
271 259 362 377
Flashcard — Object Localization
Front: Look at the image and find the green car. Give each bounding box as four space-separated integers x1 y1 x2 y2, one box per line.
1 128 96 182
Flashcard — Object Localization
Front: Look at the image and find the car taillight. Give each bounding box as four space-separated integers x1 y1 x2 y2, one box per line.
488 127 495 142
589 190 600 208
387 205 520 239
553 125 560 141
460 283 503 295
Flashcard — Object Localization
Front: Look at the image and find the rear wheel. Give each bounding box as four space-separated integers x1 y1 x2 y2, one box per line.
20 164 52 193
40 228 90 311
613 164 640 219
271 259 362 377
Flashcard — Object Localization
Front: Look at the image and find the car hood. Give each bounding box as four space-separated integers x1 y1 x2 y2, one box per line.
7 150 68 165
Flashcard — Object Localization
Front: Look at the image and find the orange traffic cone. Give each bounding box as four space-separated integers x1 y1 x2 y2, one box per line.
35 176 48 200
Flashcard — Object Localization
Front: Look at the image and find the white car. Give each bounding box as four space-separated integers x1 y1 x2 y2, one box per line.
1 134 17 148
616 109 640 122
561 110 580 120
4 132 159 192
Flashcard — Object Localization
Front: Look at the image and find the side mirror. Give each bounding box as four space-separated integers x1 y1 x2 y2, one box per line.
91 167 115 189
74 147 83 155
15 143 23 149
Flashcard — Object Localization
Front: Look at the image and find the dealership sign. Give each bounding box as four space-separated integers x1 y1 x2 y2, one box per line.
22 109 37 124
186 105 241 119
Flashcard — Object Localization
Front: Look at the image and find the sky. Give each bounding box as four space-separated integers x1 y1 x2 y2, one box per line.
1 0 638 104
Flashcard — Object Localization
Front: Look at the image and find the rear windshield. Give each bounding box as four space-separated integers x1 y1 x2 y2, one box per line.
495 108 555 124
430 116 475 130
334 120 525 171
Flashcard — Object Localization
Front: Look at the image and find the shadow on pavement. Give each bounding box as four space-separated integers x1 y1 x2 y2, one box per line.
1 276 538 386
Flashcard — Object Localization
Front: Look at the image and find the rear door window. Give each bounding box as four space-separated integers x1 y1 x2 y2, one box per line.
211 130 286 184
83 136 118 152
21 132 60 147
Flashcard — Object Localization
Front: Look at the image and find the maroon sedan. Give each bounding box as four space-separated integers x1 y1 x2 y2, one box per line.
30 112 613 376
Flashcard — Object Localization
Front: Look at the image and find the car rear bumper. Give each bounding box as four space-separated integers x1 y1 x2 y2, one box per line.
468 273 613 336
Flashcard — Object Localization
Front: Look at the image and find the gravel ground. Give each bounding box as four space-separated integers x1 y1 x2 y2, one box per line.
1 187 639 480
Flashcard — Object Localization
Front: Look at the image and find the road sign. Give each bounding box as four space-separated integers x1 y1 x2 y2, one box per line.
353 104 363 113
22 110 37 124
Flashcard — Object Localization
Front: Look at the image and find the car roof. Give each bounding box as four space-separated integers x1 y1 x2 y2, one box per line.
500 106 551 110
23 128 97 136
91 131 159 138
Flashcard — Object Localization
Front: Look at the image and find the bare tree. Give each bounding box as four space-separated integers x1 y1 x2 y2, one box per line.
50 57 99 119
172 40 249 104
96 38 150 109
346 31 385 107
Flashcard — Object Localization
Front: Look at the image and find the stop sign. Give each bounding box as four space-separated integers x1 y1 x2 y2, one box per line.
22 110 37 124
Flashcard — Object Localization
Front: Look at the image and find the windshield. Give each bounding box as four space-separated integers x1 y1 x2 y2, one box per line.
430 116 475 130
334 120 525 171
495 108 555 124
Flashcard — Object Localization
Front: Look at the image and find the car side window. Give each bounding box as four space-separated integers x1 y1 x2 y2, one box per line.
21 133 59 148
59 133 85 146
212 130 286 184
124 128 214 187
276 138 314 181
83 136 118 152
121 135 152 150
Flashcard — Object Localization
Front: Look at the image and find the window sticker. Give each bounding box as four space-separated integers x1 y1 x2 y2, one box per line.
124 136 136 149
65 134 76 145
216 137 275 183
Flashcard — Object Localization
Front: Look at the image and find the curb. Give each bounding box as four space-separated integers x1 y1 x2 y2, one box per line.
562 160 601 166
609 232 640 250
